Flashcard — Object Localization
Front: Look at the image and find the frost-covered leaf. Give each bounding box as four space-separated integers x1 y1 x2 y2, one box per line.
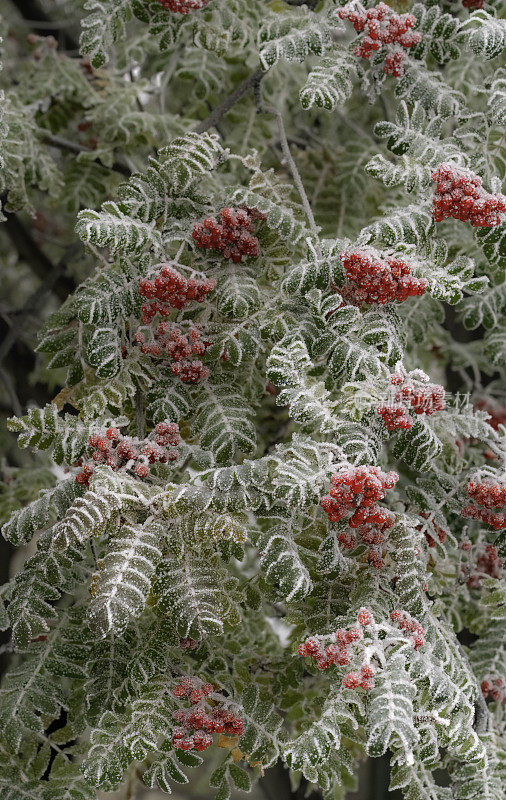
52 487 121 550
392 417 443 472
88 521 163 637
366 653 418 764
258 10 338 70
300 50 357 111
238 685 283 767
80 0 137 68
192 384 257 464
267 338 339 433
461 10 506 60
76 202 161 255
152 553 239 638
254 524 312 602
395 66 463 117
2 479 83 546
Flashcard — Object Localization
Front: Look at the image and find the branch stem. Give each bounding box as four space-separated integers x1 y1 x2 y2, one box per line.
2 211 76 302
261 105 321 253
135 389 145 440
194 66 264 134
43 133 131 177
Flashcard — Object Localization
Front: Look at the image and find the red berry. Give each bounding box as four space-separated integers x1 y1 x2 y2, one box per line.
462 478 506 531
357 608 373 626
339 250 427 306
139 266 214 318
192 207 264 262
339 2 421 77
135 463 149 479
155 0 210 14
432 163 506 228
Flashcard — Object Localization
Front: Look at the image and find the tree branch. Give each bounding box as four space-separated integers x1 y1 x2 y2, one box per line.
194 66 264 134
135 388 145 440
259 104 321 253
43 133 131 178
2 211 76 302
0 243 80 371
9 0 79 51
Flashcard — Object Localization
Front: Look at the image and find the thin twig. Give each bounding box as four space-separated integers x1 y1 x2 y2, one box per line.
0 243 80 371
43 133 131 177
260 104 321 254
135 388 146 440
0 366 22 416
194 66 264 134
286 0 319 7
2 210 76 302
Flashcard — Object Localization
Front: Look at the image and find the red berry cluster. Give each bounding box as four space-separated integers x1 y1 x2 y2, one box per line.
377 403 413 431
75 422 180 485
179 637 198 650
462 0 484 8
399 379 446 416
298 627 361 670
431 163 506 228
172 677 213 703
155 0 210 13
171 678 244 752
481 675 506 704
341 514 395 570
466 544 504 588
298 608 374 672
339 251 427 306
299 611 377 689
320 466 398 525
378 374 446 431
390 610 425 649
320 467 398 570
342 664 375 690
338 2 421 77
417 512 447 548
192 207 265 263
462 478 506 530
139 265 215 323
134 324 210 383
383 51 406 78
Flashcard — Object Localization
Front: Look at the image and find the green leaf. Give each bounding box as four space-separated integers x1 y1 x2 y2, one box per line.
228 763 251 792
258 11 334 70
392 418 443 472
300 51 357 111
80 0 135 68
88 522 163 637
254 524 312 602
152 553 239 638
461 10 506 60
2 479 83 546
76 202 161 255
366 653 418 763
192 384 257 464
86 326 121 378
